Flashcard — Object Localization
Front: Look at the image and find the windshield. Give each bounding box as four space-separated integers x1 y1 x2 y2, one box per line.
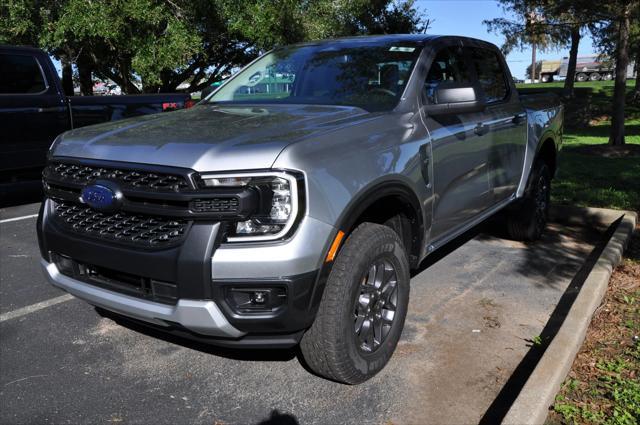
207 42 422 112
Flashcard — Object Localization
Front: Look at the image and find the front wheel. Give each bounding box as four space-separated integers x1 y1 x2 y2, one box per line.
300 223 410 384
505 161 551 241
576 73 588 82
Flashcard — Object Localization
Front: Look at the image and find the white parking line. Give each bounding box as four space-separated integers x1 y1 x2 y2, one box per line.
0 294 74 323
0 214 39 224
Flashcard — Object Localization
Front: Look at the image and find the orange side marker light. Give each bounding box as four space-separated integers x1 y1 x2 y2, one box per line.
325 230 345 263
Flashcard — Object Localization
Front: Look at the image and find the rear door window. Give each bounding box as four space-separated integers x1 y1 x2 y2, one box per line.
424 46 473 104
468 48 508 103
0 53 47 94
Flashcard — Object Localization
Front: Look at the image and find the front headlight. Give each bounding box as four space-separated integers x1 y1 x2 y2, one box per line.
199 171 302 242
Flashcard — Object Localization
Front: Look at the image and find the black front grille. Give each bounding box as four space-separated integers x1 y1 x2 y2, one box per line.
46 162 191 192
52 201 189 248
191 198 239 213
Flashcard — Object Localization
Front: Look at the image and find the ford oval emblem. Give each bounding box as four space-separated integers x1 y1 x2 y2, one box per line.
80 180 123 212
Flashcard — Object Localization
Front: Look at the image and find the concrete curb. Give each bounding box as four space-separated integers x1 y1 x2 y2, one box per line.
502 206 638 425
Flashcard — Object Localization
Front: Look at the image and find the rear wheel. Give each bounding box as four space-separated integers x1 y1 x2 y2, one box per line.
541 74 553 83
602 73 613 81
505 161 551 241
300 222 410 384
589 72 601 81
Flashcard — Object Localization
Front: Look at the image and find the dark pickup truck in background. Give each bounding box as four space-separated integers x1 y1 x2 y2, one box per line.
0 45 194 180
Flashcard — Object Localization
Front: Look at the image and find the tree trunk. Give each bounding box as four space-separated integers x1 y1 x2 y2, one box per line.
633 47 640 103
77 53 93 96
531 43 537 82
118 59 141 94
609 6 631 146
562 25 581 99
60 55 74 96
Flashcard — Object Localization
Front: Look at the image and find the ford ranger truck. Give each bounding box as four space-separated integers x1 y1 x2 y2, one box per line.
37 35 563 384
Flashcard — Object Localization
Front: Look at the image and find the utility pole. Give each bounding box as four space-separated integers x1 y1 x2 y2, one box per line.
531 42 537 82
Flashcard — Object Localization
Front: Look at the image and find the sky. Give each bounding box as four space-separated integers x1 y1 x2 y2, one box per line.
53 0 599 83
417 0 597 79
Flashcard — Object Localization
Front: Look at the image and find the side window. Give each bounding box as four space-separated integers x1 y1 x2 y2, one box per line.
0 53 47 94
468 48 508 103
424 46 472 103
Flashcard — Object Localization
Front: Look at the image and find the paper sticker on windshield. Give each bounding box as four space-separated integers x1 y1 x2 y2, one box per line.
389 46 415 52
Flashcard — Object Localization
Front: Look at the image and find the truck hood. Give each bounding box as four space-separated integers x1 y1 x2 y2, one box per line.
52 104 369 171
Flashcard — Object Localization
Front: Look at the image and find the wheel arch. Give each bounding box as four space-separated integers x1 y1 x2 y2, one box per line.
536 136 558 178
332 179 426 269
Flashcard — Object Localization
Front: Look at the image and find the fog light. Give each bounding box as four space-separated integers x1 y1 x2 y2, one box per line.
251 291 267 304
225 287 287 313
53 253 76 275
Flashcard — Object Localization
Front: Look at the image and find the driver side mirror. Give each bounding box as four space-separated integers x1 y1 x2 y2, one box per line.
423 84 485 116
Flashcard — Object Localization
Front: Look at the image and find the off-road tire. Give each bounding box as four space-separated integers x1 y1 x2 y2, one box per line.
506 161 551 241
300 222 410 384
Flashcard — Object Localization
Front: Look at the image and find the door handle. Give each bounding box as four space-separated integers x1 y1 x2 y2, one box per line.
512 113 525 125
474 123 489 136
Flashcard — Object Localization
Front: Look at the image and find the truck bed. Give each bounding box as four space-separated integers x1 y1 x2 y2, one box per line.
69 94 192 128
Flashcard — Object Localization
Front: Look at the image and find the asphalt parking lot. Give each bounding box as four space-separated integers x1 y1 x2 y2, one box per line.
0 201 607 424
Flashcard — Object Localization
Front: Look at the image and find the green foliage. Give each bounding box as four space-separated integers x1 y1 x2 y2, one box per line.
517 80 640 211
483 0 568 55
0 0 42 45
554 361 639 425
0 0 428 93
221 0 429 51
550 123 640 212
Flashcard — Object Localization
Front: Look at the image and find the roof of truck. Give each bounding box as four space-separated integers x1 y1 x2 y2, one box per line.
290 34 497 49
0 44 47 53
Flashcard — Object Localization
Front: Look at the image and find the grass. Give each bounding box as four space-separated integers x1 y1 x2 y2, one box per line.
518 80 640 425
547 233 640 424
517 80 640 213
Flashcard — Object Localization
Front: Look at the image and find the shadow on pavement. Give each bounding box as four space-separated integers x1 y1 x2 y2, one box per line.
95 307 298 362
478 214 621 424
256 410 300 425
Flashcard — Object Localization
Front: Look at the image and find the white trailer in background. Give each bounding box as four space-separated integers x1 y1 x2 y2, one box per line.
538 55 636 83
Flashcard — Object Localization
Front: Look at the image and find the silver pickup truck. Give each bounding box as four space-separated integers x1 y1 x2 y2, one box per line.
37 35 563 384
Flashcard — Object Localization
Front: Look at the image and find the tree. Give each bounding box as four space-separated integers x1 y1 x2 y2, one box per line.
222 0 430 51
606 2 634 146
486 0 605 97
539 0 595 98
484 0 565 82
525 61 542 80
634 46 640 103
2 0 429 94
590 1 640 145
629 23 640 103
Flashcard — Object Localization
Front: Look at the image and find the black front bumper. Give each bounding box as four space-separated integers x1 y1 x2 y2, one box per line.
38 200 324 346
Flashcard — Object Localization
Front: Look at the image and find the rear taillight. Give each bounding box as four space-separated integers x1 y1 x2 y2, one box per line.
162 102 179 111
184 99 196 109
